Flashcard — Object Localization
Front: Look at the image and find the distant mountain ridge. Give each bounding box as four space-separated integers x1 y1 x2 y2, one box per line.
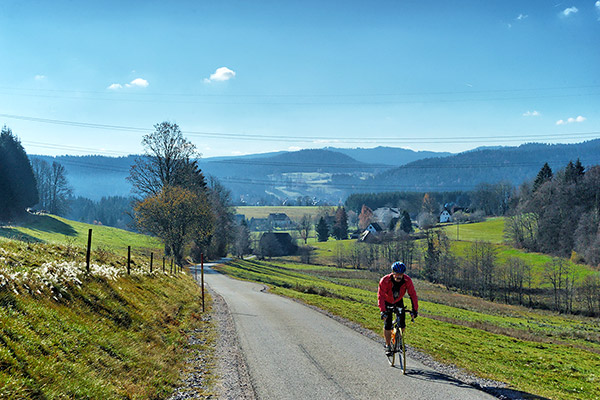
29 140 600 203
371 140 600 191
325 146 453 166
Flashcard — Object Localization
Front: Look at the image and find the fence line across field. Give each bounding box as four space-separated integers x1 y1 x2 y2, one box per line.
83 228 206 308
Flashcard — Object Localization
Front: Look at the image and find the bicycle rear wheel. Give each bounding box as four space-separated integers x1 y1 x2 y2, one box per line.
386 329 397 366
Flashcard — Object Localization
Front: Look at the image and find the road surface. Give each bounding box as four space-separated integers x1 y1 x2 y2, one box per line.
200 265 497 400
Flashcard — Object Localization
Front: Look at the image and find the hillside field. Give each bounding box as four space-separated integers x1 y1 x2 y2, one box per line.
0 216 215 399
235 206 323 221
0 213 162 256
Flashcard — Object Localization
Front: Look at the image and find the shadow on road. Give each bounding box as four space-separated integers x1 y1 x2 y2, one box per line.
403 369 473 390
403 369 550 400
482 387 551 400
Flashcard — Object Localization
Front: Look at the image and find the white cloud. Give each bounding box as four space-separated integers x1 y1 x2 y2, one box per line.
523 110 540 117
288 146 302 152
556 115 586 125
34 75 46 81
204 67 236 83
596 1 600 9
562 6 578 16
107 78 148 90
126 78 149 88
517 14 528 20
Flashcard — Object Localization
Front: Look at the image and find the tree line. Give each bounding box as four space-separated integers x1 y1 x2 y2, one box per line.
506 160 600 265
0 126 38 221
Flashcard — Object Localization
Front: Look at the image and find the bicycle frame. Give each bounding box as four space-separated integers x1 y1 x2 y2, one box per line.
384 305 414 373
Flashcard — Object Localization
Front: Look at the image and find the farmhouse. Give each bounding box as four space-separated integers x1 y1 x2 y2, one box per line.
267 213 294 229
259 232 298 257
373 207 401 228
440 209 452 223
359 222 384 242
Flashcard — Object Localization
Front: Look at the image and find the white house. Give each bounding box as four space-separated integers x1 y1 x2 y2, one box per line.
359 222 384 242
373 207 401 228
440 209 452 223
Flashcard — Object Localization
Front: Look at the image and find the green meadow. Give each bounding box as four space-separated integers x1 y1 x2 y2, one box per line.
0 215 215 399
0 213 162 255
235 205 322 221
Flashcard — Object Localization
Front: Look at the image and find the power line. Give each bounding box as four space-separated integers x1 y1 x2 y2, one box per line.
3 90 600 105
1 83 599 99
4 112 600 145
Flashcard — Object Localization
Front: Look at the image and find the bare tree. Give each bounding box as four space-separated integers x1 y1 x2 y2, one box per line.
544 258 567 312
129 122 213 260
128 122 199 198
296 214 312 244
32 159 72 214
233 220 252 259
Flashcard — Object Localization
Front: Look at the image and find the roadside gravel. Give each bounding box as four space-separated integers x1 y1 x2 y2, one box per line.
209 287 257 399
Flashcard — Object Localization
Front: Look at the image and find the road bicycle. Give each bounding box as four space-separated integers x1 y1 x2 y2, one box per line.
384 305 414 374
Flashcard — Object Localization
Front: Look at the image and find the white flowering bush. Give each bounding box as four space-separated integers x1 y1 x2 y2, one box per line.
0 259 158 297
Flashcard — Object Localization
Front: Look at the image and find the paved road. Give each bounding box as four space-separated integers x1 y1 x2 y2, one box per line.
201 265 496 400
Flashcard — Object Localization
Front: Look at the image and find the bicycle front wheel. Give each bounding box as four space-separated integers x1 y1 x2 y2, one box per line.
387 329 397 366
398 329 407 374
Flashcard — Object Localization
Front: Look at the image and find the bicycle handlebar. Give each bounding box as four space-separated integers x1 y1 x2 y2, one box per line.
383 305 415 322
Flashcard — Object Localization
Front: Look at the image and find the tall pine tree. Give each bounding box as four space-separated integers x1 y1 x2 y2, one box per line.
0 126 38 220
533 162 553 191
316 217 330 242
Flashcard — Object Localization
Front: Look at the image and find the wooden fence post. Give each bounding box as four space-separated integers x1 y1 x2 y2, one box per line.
150 252 153 273
170 259 173 274
162 257 165 273
86 229 92 273
127 246 131 275
201 253 205 312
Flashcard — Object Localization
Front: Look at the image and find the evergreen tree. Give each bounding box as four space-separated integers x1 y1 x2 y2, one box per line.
316 217 330 242
533 162 553 191
564 161 577 183
575 158 585 179
400 210 413 233
332 206 348 240
0 126 38 220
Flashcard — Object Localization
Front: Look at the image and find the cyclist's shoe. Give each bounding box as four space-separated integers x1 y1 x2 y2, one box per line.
384 345 393 356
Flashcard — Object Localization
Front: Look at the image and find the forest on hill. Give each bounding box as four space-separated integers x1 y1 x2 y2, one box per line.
25 139 600 205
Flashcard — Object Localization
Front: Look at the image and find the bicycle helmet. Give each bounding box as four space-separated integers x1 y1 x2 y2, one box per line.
391 261 406 274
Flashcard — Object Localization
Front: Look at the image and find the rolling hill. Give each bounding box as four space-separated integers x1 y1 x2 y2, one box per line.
29 140 600 203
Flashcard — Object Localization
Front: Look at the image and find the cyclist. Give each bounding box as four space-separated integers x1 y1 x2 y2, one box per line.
378 261 418 355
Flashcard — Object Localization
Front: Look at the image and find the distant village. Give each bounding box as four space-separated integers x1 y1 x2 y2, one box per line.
238 205 466 253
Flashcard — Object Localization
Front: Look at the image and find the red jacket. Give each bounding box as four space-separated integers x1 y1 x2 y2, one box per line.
377 273 418 313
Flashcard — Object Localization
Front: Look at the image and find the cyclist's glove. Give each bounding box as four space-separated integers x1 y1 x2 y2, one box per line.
380 311 387 320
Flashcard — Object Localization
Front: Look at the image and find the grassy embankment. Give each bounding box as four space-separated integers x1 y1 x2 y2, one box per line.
0 214 215 399
215 259 600 400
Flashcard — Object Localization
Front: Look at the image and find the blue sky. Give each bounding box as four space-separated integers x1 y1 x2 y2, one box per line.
1 0 599 158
